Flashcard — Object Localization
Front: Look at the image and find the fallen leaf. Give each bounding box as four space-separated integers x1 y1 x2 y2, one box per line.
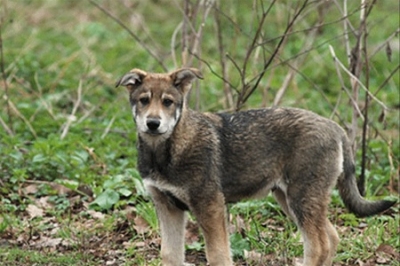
133 216 150 235
24 184 38 194
35 236 62 248
244 249 262 261
38 196 53 209
26 204 44 218
376 243 400 259
87 209 105 220
293 257 303 266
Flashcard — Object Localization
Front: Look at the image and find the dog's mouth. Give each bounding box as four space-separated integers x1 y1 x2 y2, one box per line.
144 129 167 136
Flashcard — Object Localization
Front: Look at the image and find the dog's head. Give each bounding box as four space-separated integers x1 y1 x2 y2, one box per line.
116 68 203 142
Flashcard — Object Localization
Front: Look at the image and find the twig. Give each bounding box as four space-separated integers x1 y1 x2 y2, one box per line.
88 0 167 71
257 6 360 47
2 94 37 137
273 10 322 106
236 0 277 109
171 22 183 68
373 65 400 97
101 116 116 140
343 0 352 65
60 80 83 140
0 18 13 134
34 72 56 120
0 115 13 135
192 53 237 93
273 68 295 107
238 0 309 110
329 45 364 121
214 1 233 109
328 45 388 110
187 0 214 67
241 0 274 86
369 28 400 59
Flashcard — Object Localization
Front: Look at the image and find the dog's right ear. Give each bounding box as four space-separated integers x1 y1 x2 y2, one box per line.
115 69 147 90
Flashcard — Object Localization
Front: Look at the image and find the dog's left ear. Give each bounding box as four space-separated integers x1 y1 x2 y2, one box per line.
170 68 203 93
115 69 148 90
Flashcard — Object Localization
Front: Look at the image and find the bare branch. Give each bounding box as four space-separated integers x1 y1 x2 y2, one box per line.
88 0 167 71
192 52 237 94
101 116 116 140
329 45 365 121
328 45 388 110
238 0 310 110
2 94 37 138
0 17 13 134
373 65 400 97
214 1 233 109
60 80 83 140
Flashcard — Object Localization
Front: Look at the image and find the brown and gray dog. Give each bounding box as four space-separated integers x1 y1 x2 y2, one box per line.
116 68 394 266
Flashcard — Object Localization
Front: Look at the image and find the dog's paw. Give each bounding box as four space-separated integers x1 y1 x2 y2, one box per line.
183 263 195 266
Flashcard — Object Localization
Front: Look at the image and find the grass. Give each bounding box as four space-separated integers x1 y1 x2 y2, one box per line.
0 247 94 266
0 0 399 265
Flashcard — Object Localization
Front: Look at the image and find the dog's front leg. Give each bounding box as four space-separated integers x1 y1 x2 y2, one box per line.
146 186 189 266
193 191 232 266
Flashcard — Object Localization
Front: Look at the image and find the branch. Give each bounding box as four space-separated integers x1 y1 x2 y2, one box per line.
187 0 214 67
60 80 83 140
214 1 234 108
2 94 37 137
88 0 167 71
0 19 13 134
238 0 310 110
328 45 388 110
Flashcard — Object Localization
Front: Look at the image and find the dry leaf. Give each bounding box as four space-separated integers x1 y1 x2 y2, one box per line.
26 204 44 218
36 236 62 248
244 249 262 261
293 257 303 266
133 216 149 235
24 184 38 194
87 209 105 220
376 243 400 260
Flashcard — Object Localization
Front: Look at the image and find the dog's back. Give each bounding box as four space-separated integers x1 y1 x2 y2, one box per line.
198 108 342 202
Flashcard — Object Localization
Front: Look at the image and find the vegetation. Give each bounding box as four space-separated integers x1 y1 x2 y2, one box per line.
0 0 398 265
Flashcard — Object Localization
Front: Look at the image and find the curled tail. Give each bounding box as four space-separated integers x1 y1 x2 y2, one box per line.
337 137 395 217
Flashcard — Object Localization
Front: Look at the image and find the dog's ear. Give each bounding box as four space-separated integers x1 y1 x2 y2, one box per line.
170 68 203 93
115 69 147 90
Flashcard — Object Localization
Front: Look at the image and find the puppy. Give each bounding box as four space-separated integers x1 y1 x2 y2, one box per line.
116 68 395 266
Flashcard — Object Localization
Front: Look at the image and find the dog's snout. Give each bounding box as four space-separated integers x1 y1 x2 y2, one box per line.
146 118 161 131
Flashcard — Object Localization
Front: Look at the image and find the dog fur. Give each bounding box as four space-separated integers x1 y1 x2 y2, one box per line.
116 68 395 266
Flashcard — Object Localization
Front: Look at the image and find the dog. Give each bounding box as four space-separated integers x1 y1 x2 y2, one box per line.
116 68 395 266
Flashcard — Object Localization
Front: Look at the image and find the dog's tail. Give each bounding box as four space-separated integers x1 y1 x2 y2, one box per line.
337 137 395 217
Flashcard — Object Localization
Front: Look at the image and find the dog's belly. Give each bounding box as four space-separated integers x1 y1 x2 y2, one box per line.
220 165 281 203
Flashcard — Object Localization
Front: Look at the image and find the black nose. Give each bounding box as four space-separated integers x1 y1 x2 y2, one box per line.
146 119 161 131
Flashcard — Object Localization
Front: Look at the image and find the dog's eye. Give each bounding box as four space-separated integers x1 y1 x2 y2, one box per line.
162 99 173 107
139 97 150 105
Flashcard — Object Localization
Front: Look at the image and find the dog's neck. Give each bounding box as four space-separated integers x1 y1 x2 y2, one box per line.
137 135 171 177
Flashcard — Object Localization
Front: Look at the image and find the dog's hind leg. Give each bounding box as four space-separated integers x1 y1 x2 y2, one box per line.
192 191 233 266
324 218 340 265
146 186 188 266
273 187 294 220
285 188 335 266
274 186 337 265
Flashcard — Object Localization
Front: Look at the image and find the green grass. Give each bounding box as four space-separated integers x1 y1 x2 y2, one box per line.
0 0 399 265
0 247 95 266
